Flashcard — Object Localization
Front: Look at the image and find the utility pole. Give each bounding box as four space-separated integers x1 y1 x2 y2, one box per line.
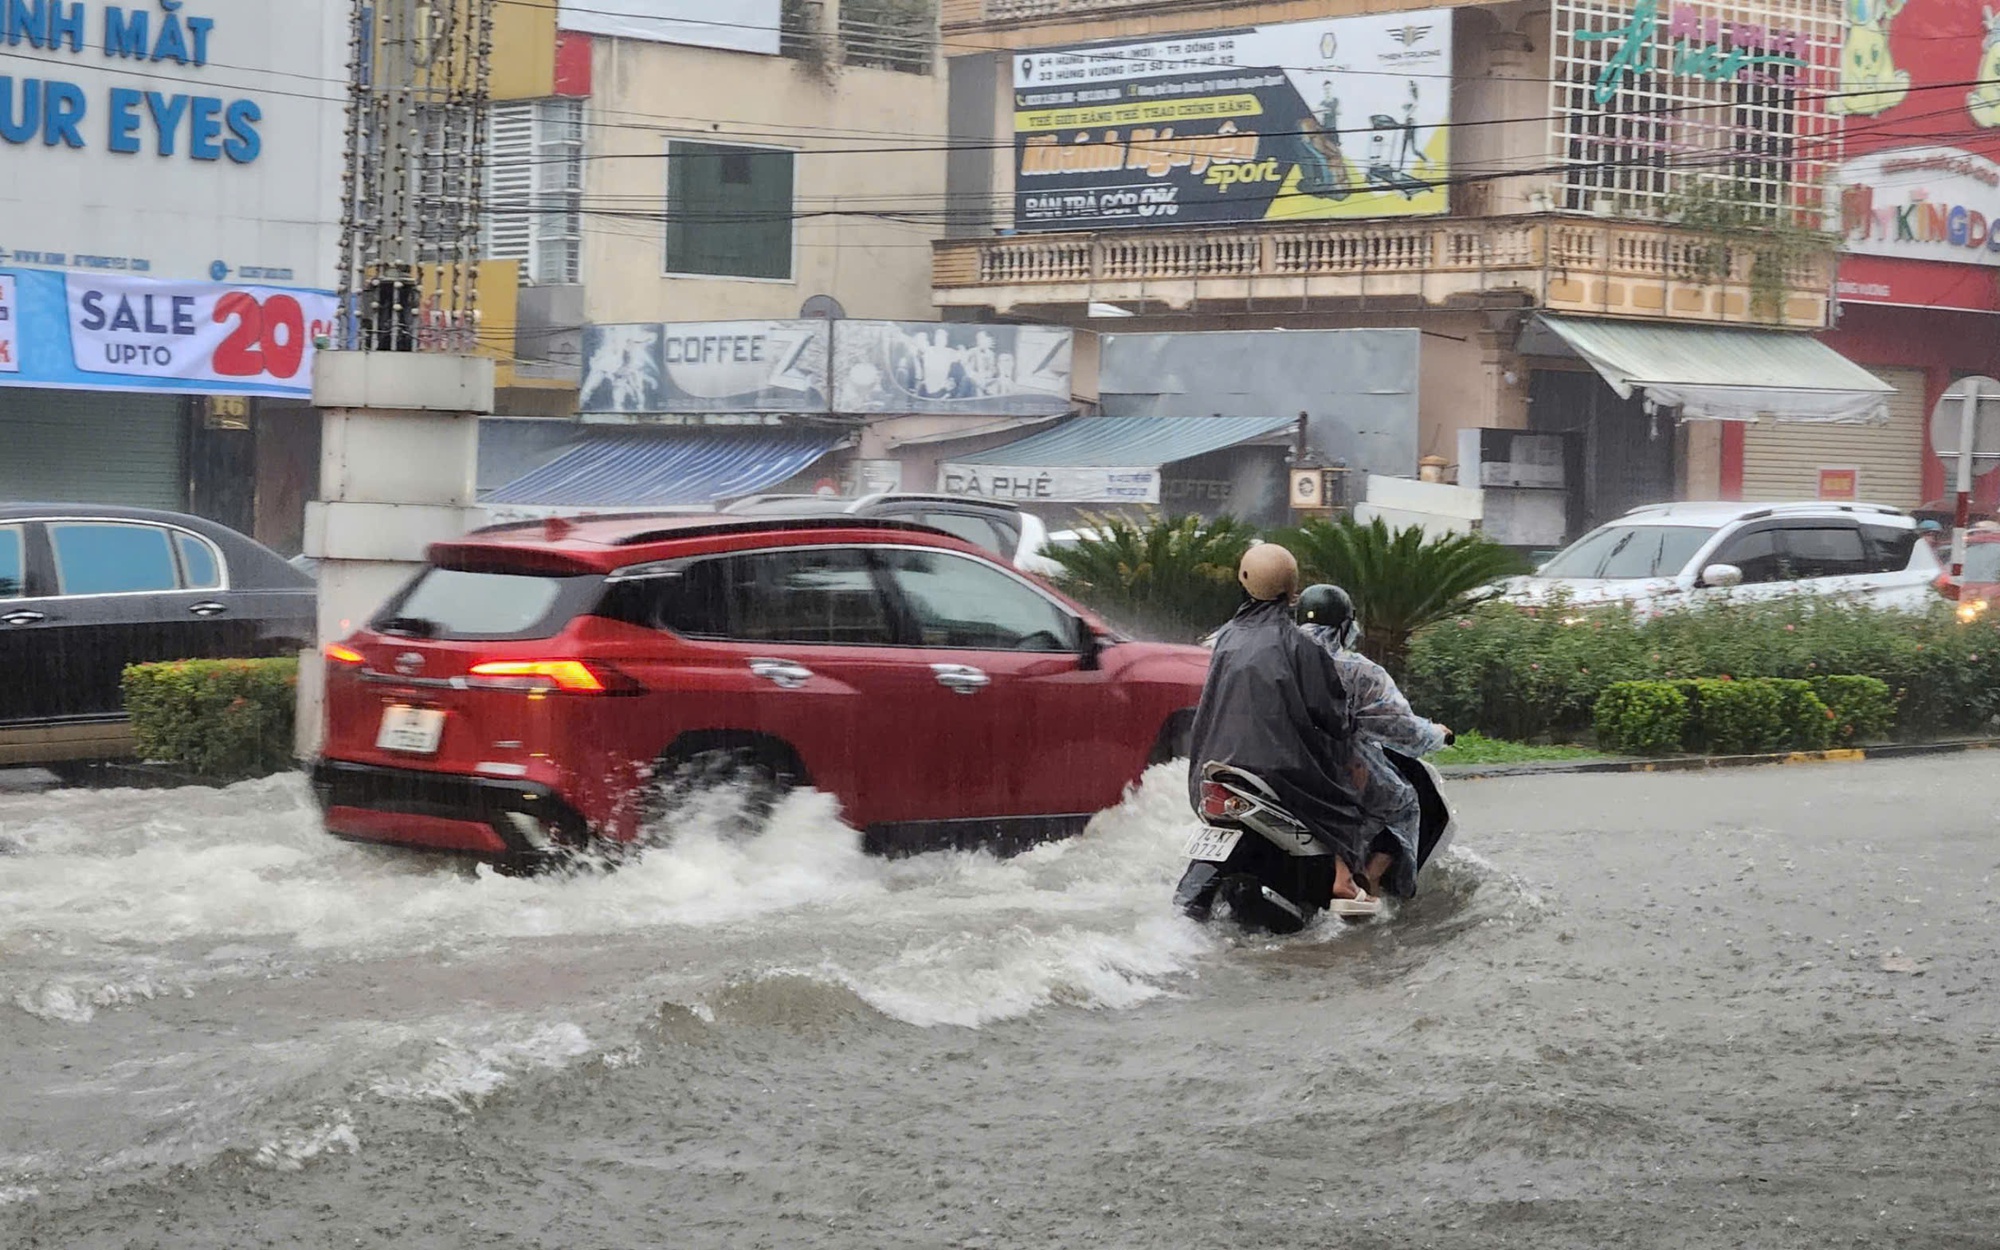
297 0 498 759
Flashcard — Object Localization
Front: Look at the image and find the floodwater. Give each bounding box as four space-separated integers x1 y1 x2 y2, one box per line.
1 756 1996 1248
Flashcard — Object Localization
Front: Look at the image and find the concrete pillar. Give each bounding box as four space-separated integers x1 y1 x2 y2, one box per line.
295 352 495 760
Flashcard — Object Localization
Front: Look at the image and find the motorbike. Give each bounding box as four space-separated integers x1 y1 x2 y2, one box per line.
1172 749 1457 935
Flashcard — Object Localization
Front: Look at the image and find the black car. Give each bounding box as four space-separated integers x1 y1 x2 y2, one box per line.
0 504 315 767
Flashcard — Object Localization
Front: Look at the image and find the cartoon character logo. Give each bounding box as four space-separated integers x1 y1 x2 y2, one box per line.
1827 0 1910 117
1969 8 2000 127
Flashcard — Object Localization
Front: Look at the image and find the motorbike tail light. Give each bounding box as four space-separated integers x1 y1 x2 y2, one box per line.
465 660 641 695
1200 781 1253 819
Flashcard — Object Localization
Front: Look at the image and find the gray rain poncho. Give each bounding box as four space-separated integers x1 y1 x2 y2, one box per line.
1302 622 1449 898
1185 597 1370 875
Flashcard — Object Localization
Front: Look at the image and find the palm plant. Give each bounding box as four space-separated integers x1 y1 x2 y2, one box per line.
1046 512 1259 642
1277 516 1526 674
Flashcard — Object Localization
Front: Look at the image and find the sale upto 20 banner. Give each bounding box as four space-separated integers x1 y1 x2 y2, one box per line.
1011 11 1454 232
0 269 337 398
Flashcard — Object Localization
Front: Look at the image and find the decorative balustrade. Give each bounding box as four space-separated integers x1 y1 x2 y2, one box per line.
935 215 1832 326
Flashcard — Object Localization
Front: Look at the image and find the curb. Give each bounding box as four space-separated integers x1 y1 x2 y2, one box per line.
1439 738 2000 781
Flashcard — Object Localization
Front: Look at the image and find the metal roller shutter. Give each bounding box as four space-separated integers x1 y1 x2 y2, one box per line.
0 388 186 509
1740 367 1926 508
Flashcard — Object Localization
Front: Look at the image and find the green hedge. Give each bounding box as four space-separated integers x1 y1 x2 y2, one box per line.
122 658 298 782
1589 676 1893 755
1408 599 1995 743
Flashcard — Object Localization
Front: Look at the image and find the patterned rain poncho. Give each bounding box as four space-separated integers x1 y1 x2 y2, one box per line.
1301 623 1450 898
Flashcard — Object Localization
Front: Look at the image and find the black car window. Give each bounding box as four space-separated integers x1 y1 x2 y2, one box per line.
919 511 1009 557
660 548 894 646
1782 525 1869 579
1710 526 1786 584
1859 523 1919 574
0 526 21 598
50 523 179 595
176 533 223 590
876 546 1075 652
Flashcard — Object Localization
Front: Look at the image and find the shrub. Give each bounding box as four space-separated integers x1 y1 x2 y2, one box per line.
1810 675 1896 744
1045 512 1258 642
1593 681 1690 755
1275 516 1526 675
122 658 298 782
1407 599 2000 743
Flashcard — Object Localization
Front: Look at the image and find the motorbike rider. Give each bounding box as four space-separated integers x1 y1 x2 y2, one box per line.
1185 544 1382 916
1297 584 1452 900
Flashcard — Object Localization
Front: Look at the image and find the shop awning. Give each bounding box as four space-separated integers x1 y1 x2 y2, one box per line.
1524 315 1894 424
483 427 841 508
939 415 1295 504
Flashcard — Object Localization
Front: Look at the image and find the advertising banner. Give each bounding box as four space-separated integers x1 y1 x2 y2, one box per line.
0 269 335 398
1010 12 1451 232
0 275 17 374
1825 0 2000 310
558 0 779 55
833 323 1073 415
0 0 345 288
937 463 1160 504
580 321 830 415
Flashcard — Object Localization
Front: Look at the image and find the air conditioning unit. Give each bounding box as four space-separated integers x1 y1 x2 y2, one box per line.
1290 467 1349 512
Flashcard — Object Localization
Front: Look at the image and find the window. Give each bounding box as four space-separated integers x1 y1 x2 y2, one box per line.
1860 524 1919 574
660 548 894 646
1537 525 1717 580
917 511 1010 558
840 0 935 75
878 548 1075 652
0 526 21 598
484 99 584 286
389 568 578 639
665 140 794 280
1709 527 1785 584
176 533 222 590
1782 526 1868 580
51 523 179 595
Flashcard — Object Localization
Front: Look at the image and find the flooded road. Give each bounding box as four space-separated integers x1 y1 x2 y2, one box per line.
2 757 1997 1248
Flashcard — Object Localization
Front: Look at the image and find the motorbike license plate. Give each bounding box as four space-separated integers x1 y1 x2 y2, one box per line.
1182 827 1242 862
376 705 445 754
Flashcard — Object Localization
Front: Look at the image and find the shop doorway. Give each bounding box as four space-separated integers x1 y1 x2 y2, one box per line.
1529 369 1678 532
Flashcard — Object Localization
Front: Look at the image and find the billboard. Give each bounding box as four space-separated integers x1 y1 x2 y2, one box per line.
1827 0 2000 311
0 0 346 290
580 321 832 415
833 323 1072 416
580 321 1076 416
1010 12 1452 232
0 270 337 398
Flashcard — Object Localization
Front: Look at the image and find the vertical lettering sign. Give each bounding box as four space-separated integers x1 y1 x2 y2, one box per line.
0 275 17 373
1012 12 1452 232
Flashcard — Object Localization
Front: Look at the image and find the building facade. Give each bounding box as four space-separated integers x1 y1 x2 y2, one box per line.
931 0 1912 540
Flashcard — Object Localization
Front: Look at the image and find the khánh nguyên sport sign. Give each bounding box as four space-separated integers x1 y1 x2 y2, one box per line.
0 268 336 398
1011 11 1453 232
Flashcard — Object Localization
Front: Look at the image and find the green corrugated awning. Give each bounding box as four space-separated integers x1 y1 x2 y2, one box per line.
1524 315 1894 424
938 415 1295 505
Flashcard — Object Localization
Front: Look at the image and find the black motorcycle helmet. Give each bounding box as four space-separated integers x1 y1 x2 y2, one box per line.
1297 583 1359 648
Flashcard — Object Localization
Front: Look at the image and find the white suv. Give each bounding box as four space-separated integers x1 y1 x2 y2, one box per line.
1496 502 1942 616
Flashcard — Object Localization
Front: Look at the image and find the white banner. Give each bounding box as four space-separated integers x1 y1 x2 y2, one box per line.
64 274 338 394
1836 146 2000 268
939 463 1161 504
0 276 17 374
559 0 779 55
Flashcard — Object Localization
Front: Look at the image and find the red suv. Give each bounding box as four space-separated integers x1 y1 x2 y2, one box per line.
312 515 1210 863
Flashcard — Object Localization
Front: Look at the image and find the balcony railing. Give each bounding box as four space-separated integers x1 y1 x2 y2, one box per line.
933 215 1832 328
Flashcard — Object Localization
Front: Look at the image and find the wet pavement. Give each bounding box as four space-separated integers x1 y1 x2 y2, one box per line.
2 757 1996 1248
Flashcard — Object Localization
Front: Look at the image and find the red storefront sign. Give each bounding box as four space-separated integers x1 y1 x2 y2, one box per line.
1831 0 2000 311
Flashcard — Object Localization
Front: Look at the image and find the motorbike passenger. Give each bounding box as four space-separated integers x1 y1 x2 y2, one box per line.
1185 544 1381 916
1297 584 1452 900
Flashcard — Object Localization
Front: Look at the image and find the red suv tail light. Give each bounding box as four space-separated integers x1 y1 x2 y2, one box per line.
1200 780 1253 820
325 643 365 666
464 659 640 695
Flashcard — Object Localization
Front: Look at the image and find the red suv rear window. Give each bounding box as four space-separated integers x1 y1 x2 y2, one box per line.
375 566 602 640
